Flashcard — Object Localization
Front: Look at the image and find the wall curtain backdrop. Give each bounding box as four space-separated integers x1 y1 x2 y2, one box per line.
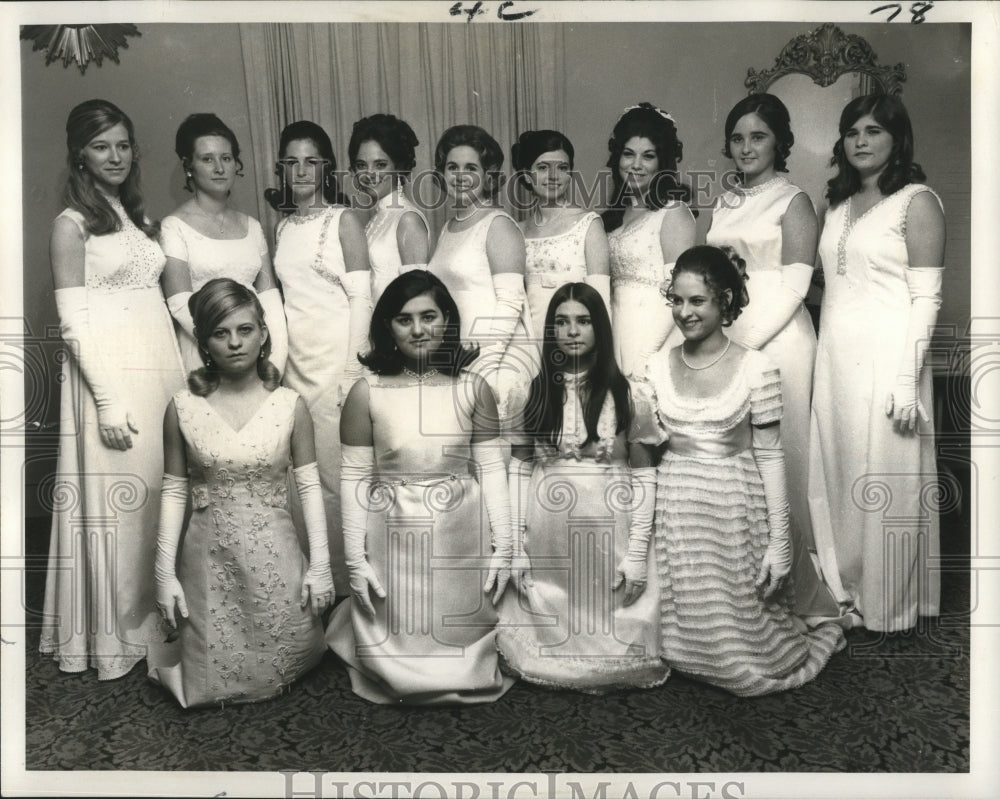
239 22 567 242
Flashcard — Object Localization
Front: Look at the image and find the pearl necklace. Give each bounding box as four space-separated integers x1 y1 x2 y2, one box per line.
680 337 731 371
402 366 440 381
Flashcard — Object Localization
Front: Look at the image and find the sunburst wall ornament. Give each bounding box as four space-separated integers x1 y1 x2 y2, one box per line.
20 24 141 75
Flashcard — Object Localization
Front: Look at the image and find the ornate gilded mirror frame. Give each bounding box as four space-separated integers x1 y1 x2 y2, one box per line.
745 23 906 95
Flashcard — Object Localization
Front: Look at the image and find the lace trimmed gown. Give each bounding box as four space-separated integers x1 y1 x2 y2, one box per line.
706 176 839 619
809 184 942 631
146 387 327 707
325 373 515 705
40 201 186 680
158 214 271 373
496 374 668 693
524 213 596 340
634 348 844 696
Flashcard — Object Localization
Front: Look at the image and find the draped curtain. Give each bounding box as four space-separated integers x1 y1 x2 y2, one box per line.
238 23 566 245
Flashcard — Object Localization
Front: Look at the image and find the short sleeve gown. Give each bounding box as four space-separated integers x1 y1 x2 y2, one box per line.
146 387 327 707
635 347 845 696
496 373 669 693
706 175 839 619
325 372 515 705
158 213 271 373
273 206 360 593
809 184 943 632
40 199 186 680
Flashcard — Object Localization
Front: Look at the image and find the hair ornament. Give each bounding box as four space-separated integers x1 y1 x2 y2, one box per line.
620 103 675 124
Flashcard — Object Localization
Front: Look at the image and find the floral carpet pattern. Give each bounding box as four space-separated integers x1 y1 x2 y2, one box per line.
21 560 969 774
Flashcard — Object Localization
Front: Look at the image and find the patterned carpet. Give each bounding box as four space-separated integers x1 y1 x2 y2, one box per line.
21 539 970 774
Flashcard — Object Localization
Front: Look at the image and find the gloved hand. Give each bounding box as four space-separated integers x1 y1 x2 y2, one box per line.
294 461 335 614
614 466 655 606
154 474 190 628
474 440 513 604
752 425 791 599
508 456 534 591
340 444 385 616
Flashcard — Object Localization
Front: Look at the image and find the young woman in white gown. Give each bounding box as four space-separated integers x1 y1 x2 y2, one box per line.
631 246 844 696
40 100 186 680
347 113 430 303
149 279 332 707
809 95 945 632
705 94 839 620
511 130 611 341
427 125 537 428
325 270 516 705
269 120 373 595
496 283 668 693
602 103 696 379
159 114 287 376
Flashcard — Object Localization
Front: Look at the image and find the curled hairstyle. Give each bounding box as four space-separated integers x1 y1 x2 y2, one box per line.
603 102 691 232
511 129 576 196
522 283 631 448
187 278 280 396
174 113 245 192
348 113 420 175
360 270 478 376
264 120 345 214
826 94 925 206
666 245 750 327
723 93 794 174
434 125 506 200
64 99 156 238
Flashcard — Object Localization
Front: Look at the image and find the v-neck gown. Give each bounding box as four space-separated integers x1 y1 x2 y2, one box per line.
146 387 327 707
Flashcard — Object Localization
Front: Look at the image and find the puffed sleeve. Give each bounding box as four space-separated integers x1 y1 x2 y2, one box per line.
628 355 669 446
158 216 189 262
747 349 783 427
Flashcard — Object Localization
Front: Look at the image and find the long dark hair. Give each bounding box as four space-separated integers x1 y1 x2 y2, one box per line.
187 278 280 396
522 283 630 448
174 113 245 192
826 94 925 206
359 270 478 376
602 102 691 232
265 120 346 214
722 93 794 174
63 99 156 238
664 245 750 327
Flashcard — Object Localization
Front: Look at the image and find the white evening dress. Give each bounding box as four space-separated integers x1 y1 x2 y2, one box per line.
273 207 362 593
428 210 538 425
146 387 327 707
633 347 845 696
706 175 839 619
364 188 429 303
523 212 597 340
158 214 270 373
809 183 942 632
608 204 693 378
40 200 186 680
496 374 669 693
325 372 515 705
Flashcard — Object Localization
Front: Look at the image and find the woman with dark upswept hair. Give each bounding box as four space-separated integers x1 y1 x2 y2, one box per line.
348 113 430 302
159 113 288 376
40 99 185 680
270 119 373 596
496 282 668 693
705 93 840 621
602 103 696 379
325 270 516 705
809 94 945 632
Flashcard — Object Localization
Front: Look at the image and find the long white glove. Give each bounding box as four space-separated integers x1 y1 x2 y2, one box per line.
340 444 385 616
488 272 525 347
752 425 791 599
257 288 288 377
165 290 195 339
885 267 943 433
340 271 373 400
473 440 514 604
55 287 136 449
293 461 335 614
154 474 190 628
615 466 655 606
508 456 534 590
584 273 613 323
735 262 814 350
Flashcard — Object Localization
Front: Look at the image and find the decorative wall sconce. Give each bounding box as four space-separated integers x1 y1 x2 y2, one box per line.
20 24 141 75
